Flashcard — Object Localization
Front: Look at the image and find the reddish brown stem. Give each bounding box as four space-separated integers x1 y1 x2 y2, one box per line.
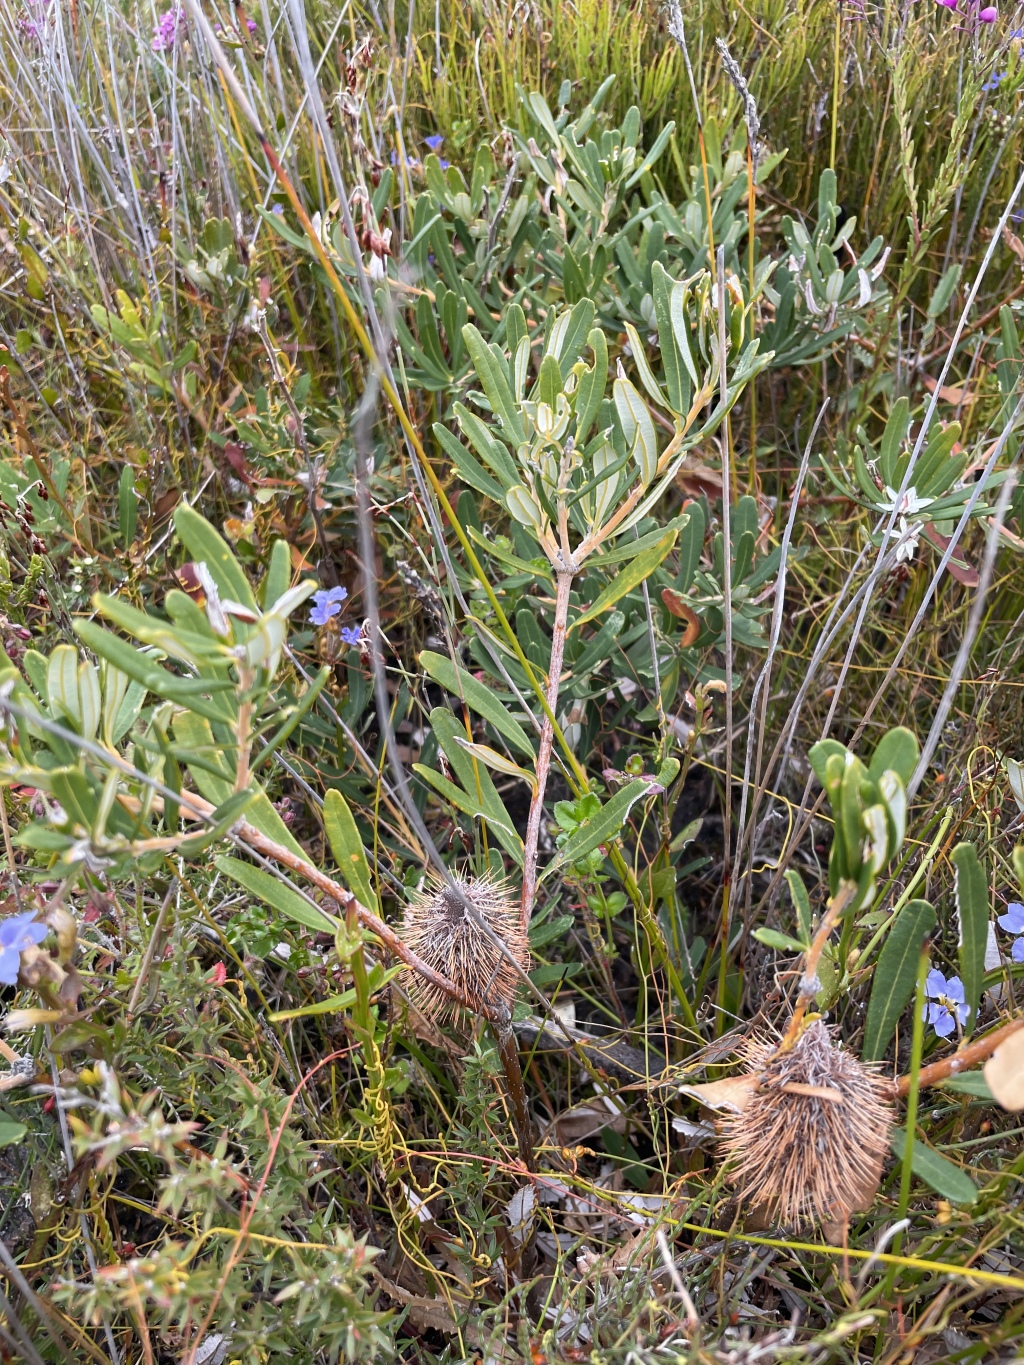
893 1016 1024 1097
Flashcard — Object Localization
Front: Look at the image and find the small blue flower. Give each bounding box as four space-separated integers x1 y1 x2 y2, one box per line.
424 134 444 152
997 901 1024 963
982 71 1006 91
0 912 48 986
310 586 348 626
925 969 969 1038
341 625 362 646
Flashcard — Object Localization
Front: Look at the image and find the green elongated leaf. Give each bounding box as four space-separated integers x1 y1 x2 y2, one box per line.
262 540 292 611
412 763 524 864
452 404 521 486
572 529 677 631
863 899 936 1060
423 708 525 864
323 788 379 913
179 787 258 856
783 870 814 944
0 1120 27 1148
270 989 358 1021
74 623 235 727
419 650 536 758
434 425 509 502
93 593 227 668
807 738 847 797
669 281 700 389
215 854 335 934
173 504 257 611
462 324 526 446
624 323 668 409
868 727 919 786
574 328 608 444
174 711 308 860
890 1126 978 1204
453 737 536 790
877 397 911 487
528 913 575 948
537 352 563 408
753 928 807 954
543 778 652 877
118 467 137 544
951 842 988 1036
652 263 688 416
613 376 658 486
938 1072 994 1099
253 666 331 771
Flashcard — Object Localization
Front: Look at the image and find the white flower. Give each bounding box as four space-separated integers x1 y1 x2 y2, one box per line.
878 485 934 517
894 516 921 564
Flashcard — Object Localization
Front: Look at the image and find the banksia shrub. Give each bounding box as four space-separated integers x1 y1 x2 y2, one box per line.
401 874 528 1021
719 1020 893 1227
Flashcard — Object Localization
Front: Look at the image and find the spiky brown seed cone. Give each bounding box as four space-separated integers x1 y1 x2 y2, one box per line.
401 874 528 1022
719 1020 893 1227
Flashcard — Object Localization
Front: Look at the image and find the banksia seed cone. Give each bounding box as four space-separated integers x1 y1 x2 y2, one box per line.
719 1020 892 1228
402 874 528 1021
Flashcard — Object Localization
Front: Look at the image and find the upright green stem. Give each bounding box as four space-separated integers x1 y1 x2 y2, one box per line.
884 945 930 1301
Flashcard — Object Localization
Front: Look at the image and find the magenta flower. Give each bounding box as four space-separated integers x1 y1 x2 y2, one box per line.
151 6 185 52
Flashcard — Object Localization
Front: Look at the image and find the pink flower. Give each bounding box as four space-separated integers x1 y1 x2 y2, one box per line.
151 6 184 52
979 4 997 17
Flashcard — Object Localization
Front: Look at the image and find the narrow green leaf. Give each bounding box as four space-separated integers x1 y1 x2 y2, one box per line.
544 778 652 877
118 467 137 544
574 328 608 445
613 376 658 486
419 650 535 757
572 529 677 630
462 324 526 446
890 1126 978 1204
529 913 575 948
323 788 379 913
938 1072 994 1100
173 504 257 611
784 869 813 944
951 842 989 1036
863 899 937 1060
215 855 335 934
624 322 668 409
753 927 807 954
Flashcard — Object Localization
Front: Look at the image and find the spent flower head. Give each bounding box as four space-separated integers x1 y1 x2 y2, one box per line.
0 912 48 986
926 969 969 1038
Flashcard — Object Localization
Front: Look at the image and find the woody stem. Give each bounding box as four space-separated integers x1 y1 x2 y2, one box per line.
520 569 574 935
894 1015 1024 1097
778 880 858 1053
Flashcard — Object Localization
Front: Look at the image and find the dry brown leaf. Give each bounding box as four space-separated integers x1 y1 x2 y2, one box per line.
984 1029 1024 1111
922 374 976 405
677 1073 759 1113
1002 223 1024 267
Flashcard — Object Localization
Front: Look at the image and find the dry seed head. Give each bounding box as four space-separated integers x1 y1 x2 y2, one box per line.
719 1020 892 1227
401 873 528 1021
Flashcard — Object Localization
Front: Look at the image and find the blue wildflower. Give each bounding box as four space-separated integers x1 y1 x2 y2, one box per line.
0 912 48 986
310 586 348 626
925 969 969 1038
424 134 444 152
982 71 1006 91
997 901 1024 963
341 625 362 646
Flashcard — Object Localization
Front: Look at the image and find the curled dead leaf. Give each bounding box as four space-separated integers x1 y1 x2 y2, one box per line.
660 588 700 645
